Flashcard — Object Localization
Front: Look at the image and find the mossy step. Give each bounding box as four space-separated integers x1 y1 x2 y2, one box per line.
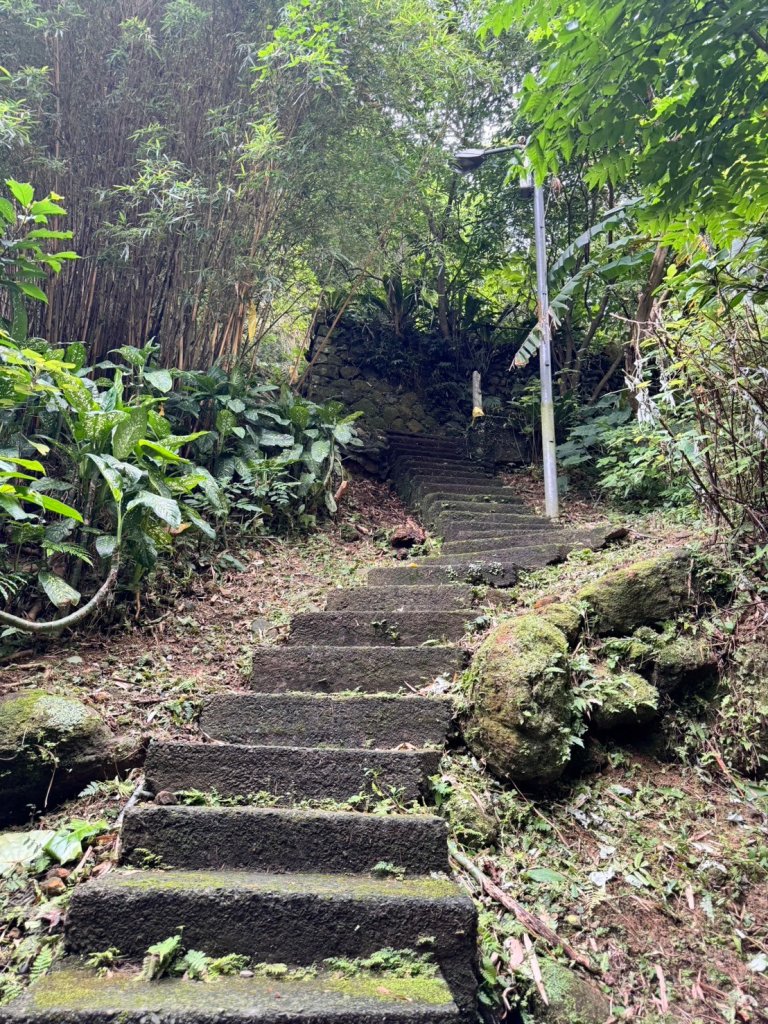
367 563 520 587
250 645 465 694
201 692 453 748
325 585 475 612
437 519 550 541
441 528 611 555
122 803 450 874
413 545 566 570
389 457 479 476
287 611 472 646
423 500 534 525
411 485 516 503
419 493 525 515
145 741 441 803
65 870 478 1014
6 960 461 1023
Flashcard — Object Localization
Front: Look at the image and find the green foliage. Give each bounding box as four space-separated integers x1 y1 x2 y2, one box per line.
0 189 361 634
484 0 768 244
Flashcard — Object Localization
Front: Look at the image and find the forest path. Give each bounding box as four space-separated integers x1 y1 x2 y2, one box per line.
6 432 616 1023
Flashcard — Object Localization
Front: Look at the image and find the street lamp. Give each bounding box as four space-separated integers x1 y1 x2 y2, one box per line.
454 145 560 520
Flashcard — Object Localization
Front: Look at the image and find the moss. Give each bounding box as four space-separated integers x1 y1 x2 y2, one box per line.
590 667 660 731
463 615 575 786
651 632 716 694
537 960 610 1024
324 973 451 1004
21 961 454 1012
539 602 583 645
107 868 459 900
577 551 693 635
446 789 498 850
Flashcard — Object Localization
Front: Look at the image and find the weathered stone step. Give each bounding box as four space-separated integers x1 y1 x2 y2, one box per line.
440 525 625 557
145 741 440 803
287 611 471 646
200 693 453 748
437 518 550 540
442 533 568 554
8 961 461 1023
424 499 532 521
325 584 475 611
388 431 465 450
368 563 520 587
390 456 479 477
414 545 566 570
122 803 450 874
420 493 525 517
393 476 498 500
250 645 464 693
65 870 478 1015
410 484 517 502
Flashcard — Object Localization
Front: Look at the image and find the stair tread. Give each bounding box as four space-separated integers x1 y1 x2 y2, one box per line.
8 961 460 1022
122 804 450 874
76 866 466 900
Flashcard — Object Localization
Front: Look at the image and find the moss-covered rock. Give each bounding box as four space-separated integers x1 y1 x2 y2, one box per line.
462 615 575 786
537 959 611 1024
0 689 131 825
539 602 583 645
446 789 499 850
651 632 717 694
577 551 693 635
590 666 660 731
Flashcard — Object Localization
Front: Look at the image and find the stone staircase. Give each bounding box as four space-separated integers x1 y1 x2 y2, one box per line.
7 431 612 1024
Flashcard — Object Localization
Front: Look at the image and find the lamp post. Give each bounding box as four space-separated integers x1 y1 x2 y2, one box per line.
454 145 560 520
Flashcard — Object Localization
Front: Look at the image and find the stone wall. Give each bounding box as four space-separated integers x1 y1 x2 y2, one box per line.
304 322 516 437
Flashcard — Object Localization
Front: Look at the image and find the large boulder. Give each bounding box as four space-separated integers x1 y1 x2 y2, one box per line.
577 551 693 635
463 615 575 787
0 689 134 825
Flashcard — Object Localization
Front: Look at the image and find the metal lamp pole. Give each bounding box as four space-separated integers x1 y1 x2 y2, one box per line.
454 146 559 519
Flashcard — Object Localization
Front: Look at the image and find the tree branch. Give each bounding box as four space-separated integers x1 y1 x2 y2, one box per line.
0 559 120 635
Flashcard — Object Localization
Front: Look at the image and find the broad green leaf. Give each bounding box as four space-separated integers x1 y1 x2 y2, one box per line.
17 282 48 303
112 407 148 460
64 342 87 370
523 867 568 884
137 439 187 463
0 197 15 223
260 429 295 448
310 439 331 462
88 454 124 504
38 569 82 608
144 369 173 393
95 534 118 558
6 179 34 207
126 490 182 528
184 506 216 540
21 491 83 521
0 831 55 876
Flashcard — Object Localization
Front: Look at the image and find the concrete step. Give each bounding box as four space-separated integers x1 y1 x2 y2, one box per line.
368 563 521 587
200 693 453 748
414 544 566 570
287 611 471 646
423 500 540 526
8 961 461 1023
250 645 465 694
325 585 475 611
390 456 479 477
122 803 450 874
145 741 440 803
65 870 478 1015
420 493 525 516
442 532 566 554
437 518 550 540
411 484 516 502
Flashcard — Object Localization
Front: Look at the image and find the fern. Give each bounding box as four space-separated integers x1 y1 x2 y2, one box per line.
179 949 208 980
30 944 55 982
141 932 184 981
0 568 28 604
